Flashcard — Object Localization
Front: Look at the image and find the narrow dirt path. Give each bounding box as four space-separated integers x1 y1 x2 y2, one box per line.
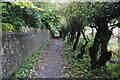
29 38 66 78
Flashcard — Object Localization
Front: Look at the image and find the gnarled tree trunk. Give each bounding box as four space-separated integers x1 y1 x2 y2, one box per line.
89 31 100 68
73 32 81 51
78 31 89 59
89 19 112 69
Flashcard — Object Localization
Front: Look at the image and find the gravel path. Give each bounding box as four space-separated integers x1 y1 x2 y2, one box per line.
29 38 66 78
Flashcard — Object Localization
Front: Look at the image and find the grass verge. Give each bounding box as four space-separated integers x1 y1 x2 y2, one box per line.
64 41 120 79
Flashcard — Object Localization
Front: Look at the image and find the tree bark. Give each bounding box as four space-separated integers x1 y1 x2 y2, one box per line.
89 31 100 69
73 32 81 51
70 31 76 44
96 26 112 67
89 19 112 69
78 31 89 59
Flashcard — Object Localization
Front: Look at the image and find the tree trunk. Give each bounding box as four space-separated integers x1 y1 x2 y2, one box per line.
89 31 100 69
96 27 112 67
89 19 112 69
73 32 80 51
91 28 94 37
78 31 89 59
70 31 75 44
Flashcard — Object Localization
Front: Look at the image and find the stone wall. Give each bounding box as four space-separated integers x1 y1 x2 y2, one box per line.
0 29 50 79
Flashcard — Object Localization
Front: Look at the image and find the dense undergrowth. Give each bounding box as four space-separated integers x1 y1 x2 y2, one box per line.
64 38 120 79
9 40 50 80
1 2 61 35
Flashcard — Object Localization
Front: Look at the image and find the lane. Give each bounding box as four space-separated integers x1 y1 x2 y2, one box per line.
29 38 66 78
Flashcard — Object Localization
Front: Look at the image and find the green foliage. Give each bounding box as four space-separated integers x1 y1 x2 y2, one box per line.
62 2 104 29
37 2 61 35
0 23 21 33
107 63 120 78
1 2 61 36
1 2 45 29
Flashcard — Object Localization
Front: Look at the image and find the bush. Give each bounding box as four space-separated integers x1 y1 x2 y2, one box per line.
0 23 21 33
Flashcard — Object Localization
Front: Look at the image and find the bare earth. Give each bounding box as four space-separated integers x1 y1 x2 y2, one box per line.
29 38 66 78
